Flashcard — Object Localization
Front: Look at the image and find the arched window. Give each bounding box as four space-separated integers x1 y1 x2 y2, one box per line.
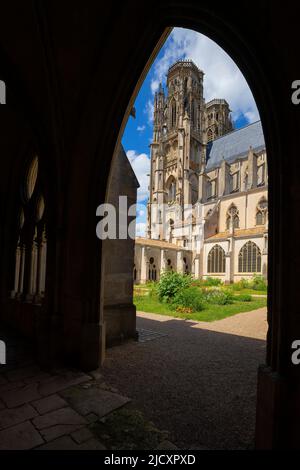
226 204 239 230
168 181 176 202
233 215 239 228
256 197 268 225
238 241 261 273
256 211 263 225
168 219 174 242
13 156 47 303
191 101 196 126
257 163 265 186
189 174 198 205
207 244 225 273
148 257 157 281
207 128 213 142
25 156 38 201
171 99 177 128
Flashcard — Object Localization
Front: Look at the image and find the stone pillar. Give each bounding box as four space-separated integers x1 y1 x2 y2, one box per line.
177 250 184 274
17 243 25 296
30 240 38 296
247 146 257 189
11 244 21 298
140 246 148 283
21 225 36 302
194 256 200 279
225 238 233 284
33 232 45 303
184 169 190 206
198 173 207 202
225 252 231 284
160 249 166 276
262 233 268 279
218 159 230 196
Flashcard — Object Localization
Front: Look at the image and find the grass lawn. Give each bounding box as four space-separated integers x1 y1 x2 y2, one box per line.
134 294 267 322
134 285 267 297
226 287 267 296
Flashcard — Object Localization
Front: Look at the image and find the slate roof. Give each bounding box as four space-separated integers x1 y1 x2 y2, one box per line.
206 120 265 170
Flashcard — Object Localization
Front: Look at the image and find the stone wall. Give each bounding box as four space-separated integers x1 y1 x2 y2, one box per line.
102 146 139 347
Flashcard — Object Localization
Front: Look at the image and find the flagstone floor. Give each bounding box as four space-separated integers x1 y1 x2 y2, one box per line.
0 329 132 450
0 306 267 450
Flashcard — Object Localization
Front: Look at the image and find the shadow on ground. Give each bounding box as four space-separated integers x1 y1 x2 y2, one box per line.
103 313 266 450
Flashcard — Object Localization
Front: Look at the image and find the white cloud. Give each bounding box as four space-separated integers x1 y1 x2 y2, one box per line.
144 99 154 124
150 27 259 124
126 150 150 202
137 125 146 132
151 79 160 94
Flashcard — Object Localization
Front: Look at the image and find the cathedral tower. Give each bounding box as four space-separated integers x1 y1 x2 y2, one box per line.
147 60 206 240
147 60 233 243
205 99 233 142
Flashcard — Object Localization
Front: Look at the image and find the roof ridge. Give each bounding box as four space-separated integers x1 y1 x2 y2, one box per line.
210 119 262 143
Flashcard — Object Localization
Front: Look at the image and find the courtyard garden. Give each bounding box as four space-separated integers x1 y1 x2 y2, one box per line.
134 273 267 322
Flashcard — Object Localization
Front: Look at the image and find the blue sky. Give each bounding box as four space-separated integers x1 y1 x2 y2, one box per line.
122 28 260 237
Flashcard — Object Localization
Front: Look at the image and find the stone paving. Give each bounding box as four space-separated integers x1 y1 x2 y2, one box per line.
137 327 168 343
0 307 267 450
0 329 130 450
103 308 268 450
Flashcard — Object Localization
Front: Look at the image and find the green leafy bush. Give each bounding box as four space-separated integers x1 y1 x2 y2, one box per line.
148 283 158 298
191 279 202 287
202 277 223 287
204 288 234 305
235 294 252 302
232 278 250 291
250 275 267 291
172 286 204 312
157 271 192 302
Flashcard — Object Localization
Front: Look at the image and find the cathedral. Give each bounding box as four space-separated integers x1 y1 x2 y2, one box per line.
134 60 268 283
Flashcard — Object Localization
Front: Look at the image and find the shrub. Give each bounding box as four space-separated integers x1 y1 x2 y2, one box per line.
148 283 158 298
157 271 192 302
191 279 202 287
235 294 252 302
232 278 250 291
202 277 223 287
175 306 193 315
250 275 267 291
204 288 234 305
172 286 204 312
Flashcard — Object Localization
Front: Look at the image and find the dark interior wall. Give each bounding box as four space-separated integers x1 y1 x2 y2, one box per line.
0 0 299 448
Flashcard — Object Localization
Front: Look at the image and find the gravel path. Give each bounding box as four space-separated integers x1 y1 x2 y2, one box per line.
103 308 267 450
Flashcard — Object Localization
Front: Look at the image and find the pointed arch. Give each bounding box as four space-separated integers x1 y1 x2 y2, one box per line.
226 203 239 229
170 98 177 128
238 241 261 273
207 244 225 273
